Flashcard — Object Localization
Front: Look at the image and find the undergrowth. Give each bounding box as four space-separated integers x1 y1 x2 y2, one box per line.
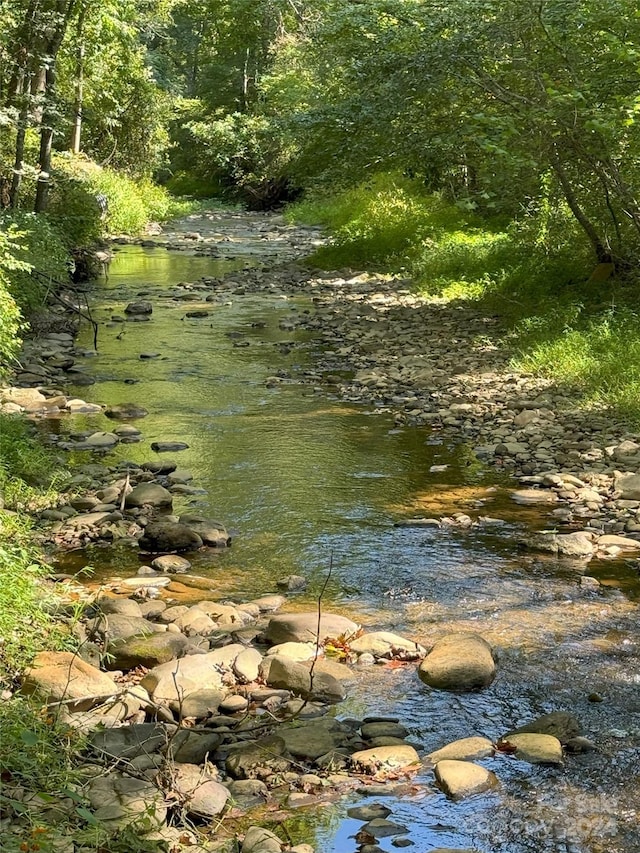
289 171 640 422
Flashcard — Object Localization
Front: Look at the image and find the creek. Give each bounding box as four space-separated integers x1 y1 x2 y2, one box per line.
53 213 640 853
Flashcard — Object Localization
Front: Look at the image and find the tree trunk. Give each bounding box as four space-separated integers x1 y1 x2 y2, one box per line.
33 0 78 214
550 146 611 264
70 5 87 152
34 64 56 213
9 101 29 208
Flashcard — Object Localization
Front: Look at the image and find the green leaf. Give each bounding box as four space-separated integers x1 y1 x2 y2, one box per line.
76 806 100 825
20 730 39 746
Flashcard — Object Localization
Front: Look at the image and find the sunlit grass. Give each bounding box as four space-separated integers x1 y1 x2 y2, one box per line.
289 171 640 422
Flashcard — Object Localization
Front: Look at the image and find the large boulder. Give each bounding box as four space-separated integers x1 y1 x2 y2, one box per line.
263 655 345 704
434 760 499 799
138 522 203 553
21 651 118 710
418 633 496 691
125 483 173 509
265 612 359 645
106 632 191 670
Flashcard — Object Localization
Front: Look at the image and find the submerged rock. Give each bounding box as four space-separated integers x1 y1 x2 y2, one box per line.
138 522 203 553
124 300 152 315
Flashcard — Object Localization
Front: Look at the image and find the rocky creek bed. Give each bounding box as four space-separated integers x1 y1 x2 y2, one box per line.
1 209 640 853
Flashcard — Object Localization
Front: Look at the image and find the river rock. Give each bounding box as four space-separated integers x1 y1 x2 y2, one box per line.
347 803 392 821
179 515 230 547
84 432 119 449
233 647 263 682
90 723 169 759
124 300 153 315
266 642 317 661
95 595 143 617
226 735 290 779
106 631 190 670
263 655 345 704
172 688 225 719
276 574 307 591
350 745 420 773
350 631 425 660
174 606 218 635
505 711 581 743
151 441 189 452
125 483 173 508
361 722 408 740
265 612 360 645
138 522 203 553
141 652 228 703
511 488 558 505
242 827 283 853
596 533 640 550
427 736 495 764
21 651 118 709
278 721 342 760
614 472 640 500
220 694 249 713
418 633 496 691
88 771 166 829
167 730 223 764
434 760 499 799
88 614 161 643
105 403 149 420
363 819 409 838
171 763 229 818
499 733 563 764
151 554 192 573
522 531 595 557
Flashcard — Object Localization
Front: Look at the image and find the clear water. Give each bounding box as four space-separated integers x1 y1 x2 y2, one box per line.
56 239 640 853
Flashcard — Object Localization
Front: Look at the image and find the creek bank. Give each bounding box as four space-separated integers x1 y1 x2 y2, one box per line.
10 572 590 852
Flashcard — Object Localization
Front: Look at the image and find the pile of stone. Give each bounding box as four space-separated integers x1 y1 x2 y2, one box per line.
8 572 594 853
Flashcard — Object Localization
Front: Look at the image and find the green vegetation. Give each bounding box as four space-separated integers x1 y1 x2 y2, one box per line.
290 173 640 421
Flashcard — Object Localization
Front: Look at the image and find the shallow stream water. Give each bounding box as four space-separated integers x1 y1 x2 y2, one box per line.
56 232 640 853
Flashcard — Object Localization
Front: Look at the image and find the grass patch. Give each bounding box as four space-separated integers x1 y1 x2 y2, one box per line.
289 171 640 422
287 172 470 268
